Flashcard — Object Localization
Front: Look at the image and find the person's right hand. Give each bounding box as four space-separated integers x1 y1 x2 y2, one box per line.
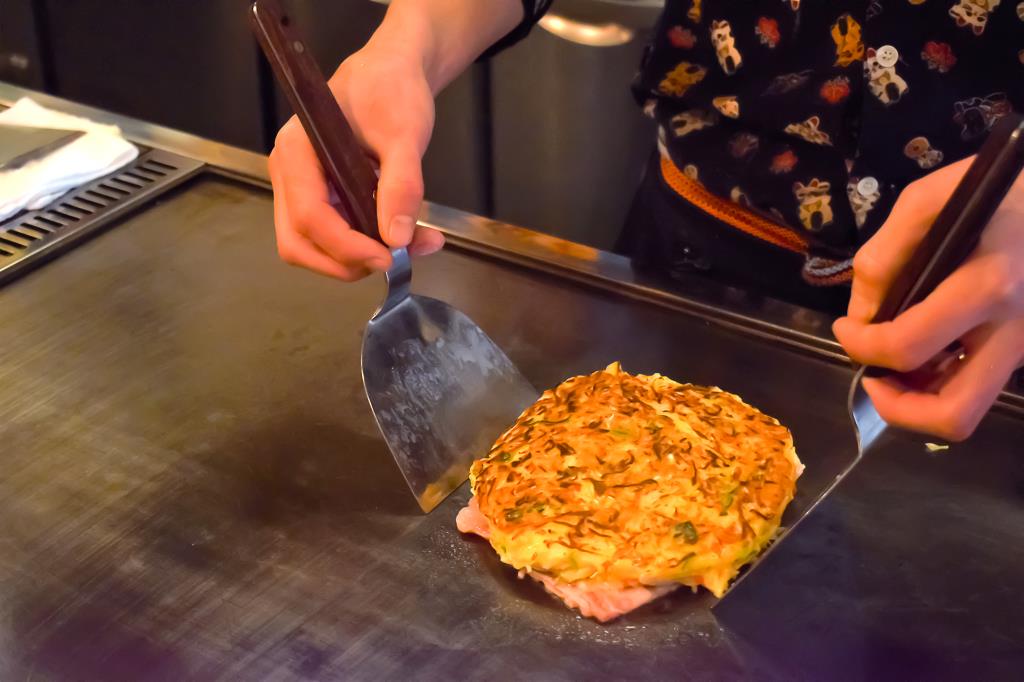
267 46 445 281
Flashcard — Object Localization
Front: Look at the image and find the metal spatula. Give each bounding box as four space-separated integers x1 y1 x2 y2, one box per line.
251 0 537 512
716 113 1024 616
0 125 83 171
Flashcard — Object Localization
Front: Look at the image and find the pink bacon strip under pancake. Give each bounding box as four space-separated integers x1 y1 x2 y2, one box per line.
457 497 677 622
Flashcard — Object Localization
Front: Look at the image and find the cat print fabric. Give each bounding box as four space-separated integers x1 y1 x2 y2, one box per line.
502 0 1024 278
632 0 1024 264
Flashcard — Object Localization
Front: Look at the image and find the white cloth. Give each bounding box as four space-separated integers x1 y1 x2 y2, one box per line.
0 98 138 221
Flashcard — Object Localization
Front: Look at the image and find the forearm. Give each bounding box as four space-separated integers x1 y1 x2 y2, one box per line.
366 0 524 93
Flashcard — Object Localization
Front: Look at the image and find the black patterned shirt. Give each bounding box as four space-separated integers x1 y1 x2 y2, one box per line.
498 0 1023 273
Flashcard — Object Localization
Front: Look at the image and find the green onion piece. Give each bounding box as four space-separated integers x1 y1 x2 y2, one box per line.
674 521 699 544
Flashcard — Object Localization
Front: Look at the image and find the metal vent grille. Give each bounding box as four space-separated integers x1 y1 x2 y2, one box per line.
0 148 203 284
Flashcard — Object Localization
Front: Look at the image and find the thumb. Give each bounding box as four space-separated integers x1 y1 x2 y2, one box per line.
376 142 424 248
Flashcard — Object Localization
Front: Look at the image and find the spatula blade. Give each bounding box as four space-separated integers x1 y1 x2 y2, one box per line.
362 294 538 512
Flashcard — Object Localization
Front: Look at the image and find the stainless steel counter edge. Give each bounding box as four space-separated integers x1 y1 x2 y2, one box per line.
2 81 1020 414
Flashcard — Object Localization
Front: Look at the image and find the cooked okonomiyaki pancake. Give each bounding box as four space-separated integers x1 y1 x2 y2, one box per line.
457 362 802 620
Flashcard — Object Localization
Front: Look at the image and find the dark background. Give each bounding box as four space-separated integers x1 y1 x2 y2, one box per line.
0 0 657 249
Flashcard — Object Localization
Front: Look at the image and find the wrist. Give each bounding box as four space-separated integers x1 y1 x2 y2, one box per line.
364 2 443 93
362 0 524 95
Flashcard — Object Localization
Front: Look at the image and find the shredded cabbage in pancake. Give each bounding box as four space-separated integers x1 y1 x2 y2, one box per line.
469 363 802 597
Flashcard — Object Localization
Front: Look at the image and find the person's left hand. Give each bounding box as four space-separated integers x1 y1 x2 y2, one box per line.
833 156 1024 441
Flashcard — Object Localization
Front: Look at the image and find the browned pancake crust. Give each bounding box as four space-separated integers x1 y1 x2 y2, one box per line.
469 363 801 596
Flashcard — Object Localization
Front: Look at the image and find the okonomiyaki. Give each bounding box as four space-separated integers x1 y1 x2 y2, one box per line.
457 362 802 622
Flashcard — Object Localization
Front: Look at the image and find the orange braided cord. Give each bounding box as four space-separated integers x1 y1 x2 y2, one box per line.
659 155 808 255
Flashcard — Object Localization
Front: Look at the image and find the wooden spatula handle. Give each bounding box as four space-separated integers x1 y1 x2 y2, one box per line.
870 114 1024 325
250 0 382 243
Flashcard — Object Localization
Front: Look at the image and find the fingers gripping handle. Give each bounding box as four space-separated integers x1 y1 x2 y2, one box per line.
251 0 383 243
862 115 1024 379
872 115 1024 325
